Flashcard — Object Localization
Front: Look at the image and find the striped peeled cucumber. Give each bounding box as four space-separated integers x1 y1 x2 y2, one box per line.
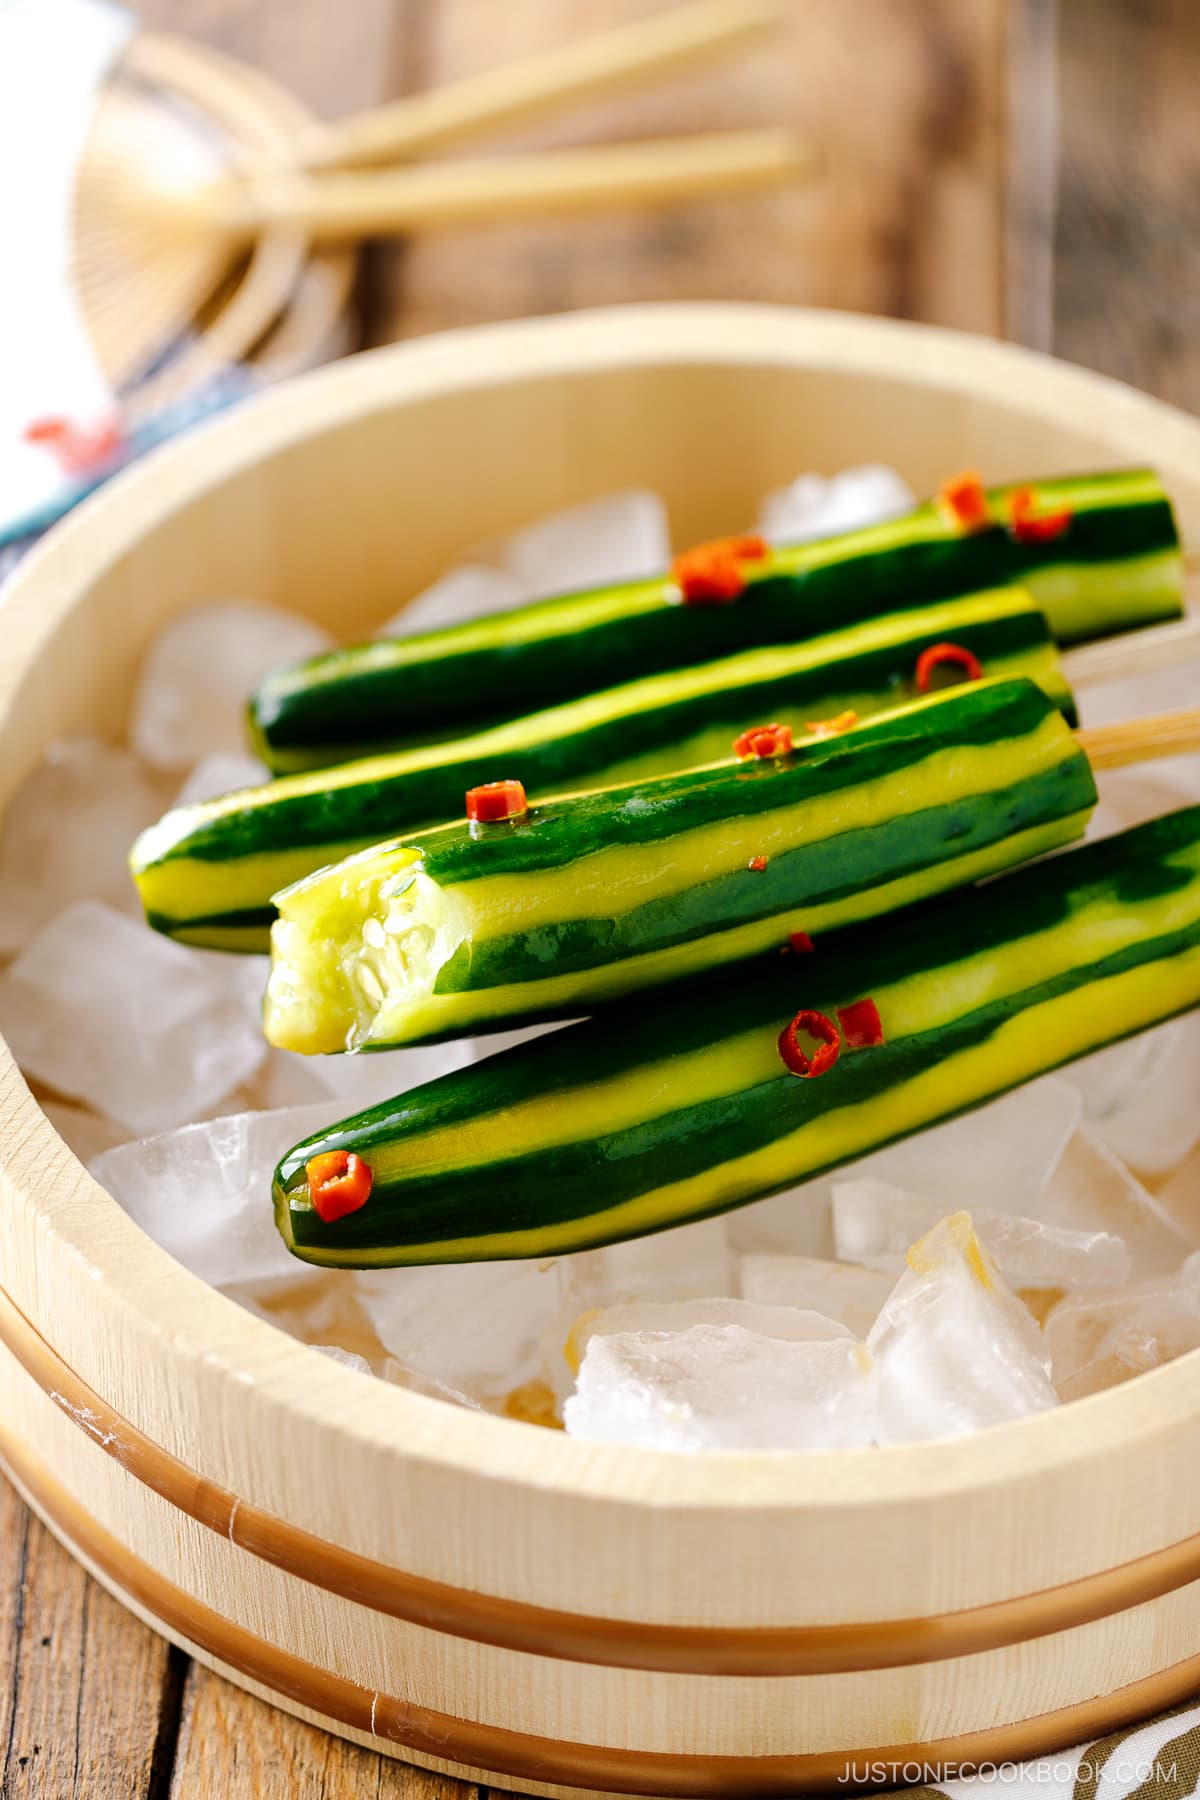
248 468 1181 771
261 678 1097 1053
272 805 1200 1268
132 585 1073 951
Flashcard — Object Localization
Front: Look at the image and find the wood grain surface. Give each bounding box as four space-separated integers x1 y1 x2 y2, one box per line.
2 1 1196 1795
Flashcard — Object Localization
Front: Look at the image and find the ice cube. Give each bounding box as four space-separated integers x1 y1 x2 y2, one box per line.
559 1219 733 1312
867 1213 1059 1442
172 751 269 808
724 1176 837 1260
562 1295 852 1385
131 599 334 771
229 1267 385 1363
544 1218 735 1396
843 1079 1081 1214
564 1319 875 1452
739 1253 893 1337
758 465 915 545
1040 1126 1191 1277
0 902 267 1134
376 564 526 639
313 1345 373 1375
504 490 670 598
1156 1145 1200 1246
356 1259 561 1400
0 738 165 954
1063 1017 1200 1176
383 1358 486 1411
832 1178 1130 1288
89 1103 344 1291
1045 1253 1200 1400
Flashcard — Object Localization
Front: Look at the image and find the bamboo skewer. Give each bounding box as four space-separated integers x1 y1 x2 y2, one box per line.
189 129 808 240
78 0 799 387
1078 707 1200 772
290 0 779 171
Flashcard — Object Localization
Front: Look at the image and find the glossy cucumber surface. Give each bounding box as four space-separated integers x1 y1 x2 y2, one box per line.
274 806 1200 1267
133 586 1072 950
261 679 1096 1053
250 469 1180 770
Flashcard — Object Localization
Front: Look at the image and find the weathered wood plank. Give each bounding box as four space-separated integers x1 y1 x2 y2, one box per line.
1054 0 1200 410
389 0 1009 341
0 1473 181 1800
167 1662 479 1800
132 0 409 121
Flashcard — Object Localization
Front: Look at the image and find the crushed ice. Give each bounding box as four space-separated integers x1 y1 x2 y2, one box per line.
1 476 1197 1452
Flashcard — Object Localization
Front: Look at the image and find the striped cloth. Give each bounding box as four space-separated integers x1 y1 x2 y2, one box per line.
890 1704 1200 1798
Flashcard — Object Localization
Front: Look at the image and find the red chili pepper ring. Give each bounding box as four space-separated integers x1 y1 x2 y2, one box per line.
915 642 984 694
733 722 794 760
777 1009 841 1079
672 533 769 604
466 779 528 822
306 1150 374 1224
837 997 886 1048
1009 486 1074 544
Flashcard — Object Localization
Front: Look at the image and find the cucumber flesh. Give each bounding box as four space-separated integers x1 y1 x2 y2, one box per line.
273 806 1200 1268
249 469 1180 770
133 583 1074 951
262 679 1096 1053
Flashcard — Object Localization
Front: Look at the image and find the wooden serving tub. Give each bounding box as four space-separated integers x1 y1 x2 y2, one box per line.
2 305 1200 1797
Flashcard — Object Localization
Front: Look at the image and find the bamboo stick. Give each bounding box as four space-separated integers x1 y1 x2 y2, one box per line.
199 129 810 241
292 0 779 170
1078 707 1200 772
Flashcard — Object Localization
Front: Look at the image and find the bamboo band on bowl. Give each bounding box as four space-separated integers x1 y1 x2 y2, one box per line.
3 1418 1200 1797
2 1280 1200 1677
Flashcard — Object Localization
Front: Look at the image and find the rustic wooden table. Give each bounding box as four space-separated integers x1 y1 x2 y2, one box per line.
2 2 1197 1794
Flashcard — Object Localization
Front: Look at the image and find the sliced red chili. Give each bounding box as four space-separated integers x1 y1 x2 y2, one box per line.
672 533 769 604
805 708 858 739
777 1009 841 1078
306 1150 373 1224
938 469 991 533
748 854 769 872
466 779 528 822
836 997 886 1048
1008 486 1074 544
788 930 814 954
915 642 983 694
733 722 793 760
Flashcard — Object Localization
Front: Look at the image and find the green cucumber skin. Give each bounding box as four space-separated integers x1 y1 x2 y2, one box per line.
135 600 1075 948
412 682 1095 992
274 806 1200 1266
250 470 1178 769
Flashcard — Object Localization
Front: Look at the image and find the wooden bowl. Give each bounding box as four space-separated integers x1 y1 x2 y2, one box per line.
3 306 1200 1798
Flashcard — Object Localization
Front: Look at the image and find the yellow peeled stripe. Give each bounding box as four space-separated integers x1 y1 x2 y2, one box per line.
398 942 1200 1264
1024 549 1183 640
365 836 1200 1198
373 812 1089 1045
454 709 1079 936
363 801 1162 1187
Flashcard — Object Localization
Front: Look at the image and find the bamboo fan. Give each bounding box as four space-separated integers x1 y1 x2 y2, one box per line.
71 0 797 401
74 33 352 404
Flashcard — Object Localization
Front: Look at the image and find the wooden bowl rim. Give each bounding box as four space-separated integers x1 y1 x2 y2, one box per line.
4 301 1200 1514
